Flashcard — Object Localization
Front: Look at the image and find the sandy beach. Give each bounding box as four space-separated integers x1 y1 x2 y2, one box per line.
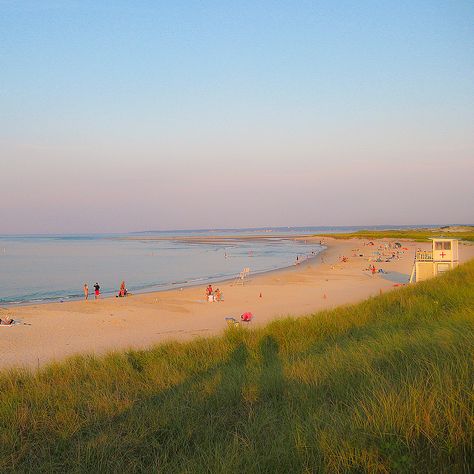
1 237 473 370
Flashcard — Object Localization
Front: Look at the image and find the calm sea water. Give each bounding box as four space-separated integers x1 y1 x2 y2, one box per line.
0 225 441 305
0 231 319 305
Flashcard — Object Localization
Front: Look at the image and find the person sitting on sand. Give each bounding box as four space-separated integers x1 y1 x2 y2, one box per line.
117 280 127 297
0 315 14 325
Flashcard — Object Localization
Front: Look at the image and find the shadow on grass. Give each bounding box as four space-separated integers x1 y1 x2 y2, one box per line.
17 338 294 473
33 342 251 472
259 335 284 402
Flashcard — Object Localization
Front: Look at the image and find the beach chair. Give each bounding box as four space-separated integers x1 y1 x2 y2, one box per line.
225 317 240 327
233 267 250 286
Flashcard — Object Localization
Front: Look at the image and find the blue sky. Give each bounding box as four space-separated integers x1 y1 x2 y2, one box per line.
1 0 473 232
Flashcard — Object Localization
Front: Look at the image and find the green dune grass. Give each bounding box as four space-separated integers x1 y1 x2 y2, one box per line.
1 261 473 473
314 227 474 242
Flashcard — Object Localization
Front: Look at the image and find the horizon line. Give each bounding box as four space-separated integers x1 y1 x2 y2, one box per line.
0 223 473 237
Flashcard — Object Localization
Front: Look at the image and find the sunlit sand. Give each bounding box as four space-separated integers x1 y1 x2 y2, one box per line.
3 237 472 369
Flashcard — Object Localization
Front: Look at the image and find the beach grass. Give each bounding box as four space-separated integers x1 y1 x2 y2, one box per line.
1 261 473 473
314 227 474 242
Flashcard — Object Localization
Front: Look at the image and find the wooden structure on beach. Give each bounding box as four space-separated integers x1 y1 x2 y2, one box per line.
409 238 459 283
233 267 250 285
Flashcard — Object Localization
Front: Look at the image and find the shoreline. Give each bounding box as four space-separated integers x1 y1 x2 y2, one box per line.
2 237 473 370
0 252 322 310
0 235 324 309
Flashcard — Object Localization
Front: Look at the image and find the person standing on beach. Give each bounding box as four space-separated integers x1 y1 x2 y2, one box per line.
205 284 213 301
94 282 100 300
83 283 89 300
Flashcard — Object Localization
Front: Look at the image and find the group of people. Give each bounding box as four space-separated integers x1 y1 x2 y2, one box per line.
347 241 406 276
365 264 386 275
83 280 128 300
83 282 101 300
364 242 404 263
205 284 222 302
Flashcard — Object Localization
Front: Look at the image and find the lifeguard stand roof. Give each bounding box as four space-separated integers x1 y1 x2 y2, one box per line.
429 237 458 240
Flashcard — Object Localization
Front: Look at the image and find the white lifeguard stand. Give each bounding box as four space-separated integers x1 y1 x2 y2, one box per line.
409 238 459 283
233 267 250 285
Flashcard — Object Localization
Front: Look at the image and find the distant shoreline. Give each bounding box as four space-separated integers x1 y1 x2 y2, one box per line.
115 233 322 244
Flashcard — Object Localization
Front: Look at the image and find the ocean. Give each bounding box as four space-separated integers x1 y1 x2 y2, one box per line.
0 225 439 305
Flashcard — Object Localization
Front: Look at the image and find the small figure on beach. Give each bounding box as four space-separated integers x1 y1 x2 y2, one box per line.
206 284 213 302
83 283 89 300
214 288 221 302
94 282 100 299
0 314 14 325
117 280 127 297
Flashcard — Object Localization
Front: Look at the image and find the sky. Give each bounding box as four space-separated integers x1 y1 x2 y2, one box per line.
1 0 473 233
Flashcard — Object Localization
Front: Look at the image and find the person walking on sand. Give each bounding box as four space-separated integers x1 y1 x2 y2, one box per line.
83 283 89 300
94 282 100 300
